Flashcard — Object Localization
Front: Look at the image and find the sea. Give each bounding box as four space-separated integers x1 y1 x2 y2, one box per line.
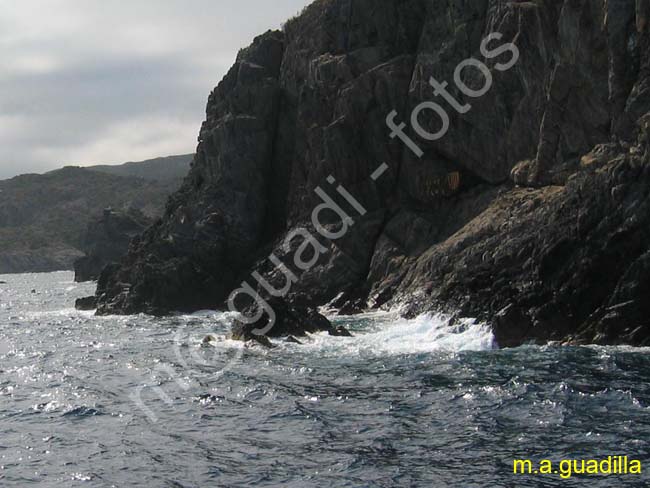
0 271 648 487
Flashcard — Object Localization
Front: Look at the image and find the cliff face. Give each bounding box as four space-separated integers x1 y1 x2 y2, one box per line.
96 0 650 346
74 208 152 282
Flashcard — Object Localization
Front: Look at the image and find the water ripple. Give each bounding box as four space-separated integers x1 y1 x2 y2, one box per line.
0 272 649 487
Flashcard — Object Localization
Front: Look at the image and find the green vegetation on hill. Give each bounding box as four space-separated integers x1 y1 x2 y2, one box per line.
0 157 191 274
86 154 193 182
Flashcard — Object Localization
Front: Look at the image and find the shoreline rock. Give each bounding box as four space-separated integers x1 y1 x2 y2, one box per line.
230 297 349 347
75 296 98 311
92 0 650 348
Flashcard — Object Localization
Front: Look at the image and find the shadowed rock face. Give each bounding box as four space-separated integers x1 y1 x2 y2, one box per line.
95 30 285 315
230 297 335 342
74 208 152 283
96 0 650 346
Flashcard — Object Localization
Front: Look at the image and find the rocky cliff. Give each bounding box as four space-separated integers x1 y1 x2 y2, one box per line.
74 208 152 282
95 0 650 347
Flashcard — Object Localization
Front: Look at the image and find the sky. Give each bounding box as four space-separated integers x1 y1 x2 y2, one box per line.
0 0 312 179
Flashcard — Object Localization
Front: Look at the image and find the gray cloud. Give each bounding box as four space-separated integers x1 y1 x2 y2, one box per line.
0 0 311 179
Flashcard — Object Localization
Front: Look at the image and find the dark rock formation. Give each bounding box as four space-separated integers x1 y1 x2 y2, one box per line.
95 30 285 316
231 298 335 344
95 0 650 347
75 295 98 311
74 208 152 282
330 326 354 337
399 128 650 347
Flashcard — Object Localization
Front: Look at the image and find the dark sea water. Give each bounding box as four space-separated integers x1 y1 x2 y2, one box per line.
1 272 649 487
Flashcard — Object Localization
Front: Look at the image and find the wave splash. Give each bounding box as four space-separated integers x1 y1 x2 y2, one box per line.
301 311 496 356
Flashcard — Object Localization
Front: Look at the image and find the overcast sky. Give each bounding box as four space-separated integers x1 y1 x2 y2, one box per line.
0 0 311 179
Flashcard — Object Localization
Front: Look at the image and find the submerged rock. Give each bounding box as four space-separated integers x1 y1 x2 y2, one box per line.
329 326 353 337
75 296 97 311
202 335 217 345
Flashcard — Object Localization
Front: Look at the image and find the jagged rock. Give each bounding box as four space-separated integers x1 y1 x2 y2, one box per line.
75 296 98 311
94 30 285 313
74 208 152 282
231 297 334 342
202 335 217 344
510 160 534 187
329 326 353 337
232 299 334 345
397 115 650 346
94 0 650 347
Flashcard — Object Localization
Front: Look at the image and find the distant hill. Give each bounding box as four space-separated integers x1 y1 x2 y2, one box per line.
86 154 193 182
0 156 192 274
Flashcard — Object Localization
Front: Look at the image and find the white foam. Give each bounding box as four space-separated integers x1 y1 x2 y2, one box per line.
300 311 496 357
